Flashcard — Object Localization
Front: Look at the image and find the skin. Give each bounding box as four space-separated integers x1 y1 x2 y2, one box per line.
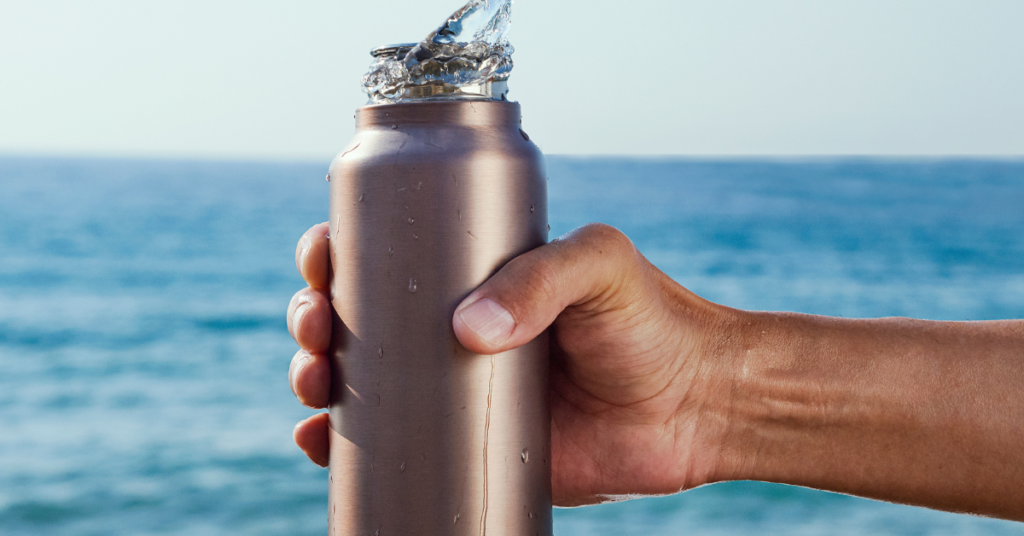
288 222 1024 519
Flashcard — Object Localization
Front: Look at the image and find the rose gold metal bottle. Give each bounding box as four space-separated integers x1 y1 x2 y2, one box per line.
325 48 551 536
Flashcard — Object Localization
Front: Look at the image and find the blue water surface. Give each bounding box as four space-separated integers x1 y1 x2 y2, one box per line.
1 156 1023 535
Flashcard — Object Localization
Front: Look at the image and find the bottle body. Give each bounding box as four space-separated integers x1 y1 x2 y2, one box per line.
327 100 552 535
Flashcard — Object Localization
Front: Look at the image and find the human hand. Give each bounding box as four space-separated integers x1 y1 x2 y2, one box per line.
287 222 739 506
290 220 1024 518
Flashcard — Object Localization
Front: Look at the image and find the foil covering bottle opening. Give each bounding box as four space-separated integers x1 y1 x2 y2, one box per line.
361 0 514 104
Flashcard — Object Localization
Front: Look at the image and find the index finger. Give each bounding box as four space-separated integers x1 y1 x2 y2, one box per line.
296 222 331 291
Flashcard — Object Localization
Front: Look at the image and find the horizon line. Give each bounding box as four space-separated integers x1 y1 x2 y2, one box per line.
3 151 1024 166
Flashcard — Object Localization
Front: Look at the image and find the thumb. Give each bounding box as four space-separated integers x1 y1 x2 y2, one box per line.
452 224 640 355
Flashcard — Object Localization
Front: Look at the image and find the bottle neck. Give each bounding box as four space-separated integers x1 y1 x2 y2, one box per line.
356 99 521 130
396 80 509 102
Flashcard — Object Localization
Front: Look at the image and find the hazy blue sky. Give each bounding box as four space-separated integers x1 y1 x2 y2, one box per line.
1 0 1022 159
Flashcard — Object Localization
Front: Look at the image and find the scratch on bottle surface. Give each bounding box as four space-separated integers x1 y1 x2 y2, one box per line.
480 355 495 536
340 142 361 158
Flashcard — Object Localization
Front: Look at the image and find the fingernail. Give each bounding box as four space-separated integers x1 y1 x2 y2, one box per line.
299 236 312 262
459 298 515 345
293 301 311 328
290 351 312 394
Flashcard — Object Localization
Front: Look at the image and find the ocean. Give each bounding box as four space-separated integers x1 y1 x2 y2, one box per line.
1 156 1023 535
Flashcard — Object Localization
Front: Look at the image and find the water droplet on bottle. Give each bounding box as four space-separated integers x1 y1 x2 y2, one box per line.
547 225 551 231
414 181 422 191
529 512 536 519
375 394 381 406
400 461 406 472
325 174 331 182
358 194 364 202
370 463 374 472
388 246 394 257
530 205 535 213
408 217 415 225
408 278 418 293
378 347 383 358
391 124 397 130
413 233 419 240
519 129 530 141
454 513 460 525
457 210 462 220
521 449 529 463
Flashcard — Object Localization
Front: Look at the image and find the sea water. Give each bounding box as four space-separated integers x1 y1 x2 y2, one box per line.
1 156 1024 535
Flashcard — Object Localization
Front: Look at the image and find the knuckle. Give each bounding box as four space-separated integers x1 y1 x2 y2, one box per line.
580 223 634 254
570 224 645 300
569 224 639 273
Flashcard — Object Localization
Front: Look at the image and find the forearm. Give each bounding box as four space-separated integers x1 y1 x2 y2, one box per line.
713 311 1024 519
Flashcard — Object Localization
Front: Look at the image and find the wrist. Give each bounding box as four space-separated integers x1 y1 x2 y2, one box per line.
704 311 968 492
671 297 762 489
676 301 1024 520
697 308 807 486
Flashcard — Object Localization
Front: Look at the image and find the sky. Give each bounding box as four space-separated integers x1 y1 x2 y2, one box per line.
0 0 1022 160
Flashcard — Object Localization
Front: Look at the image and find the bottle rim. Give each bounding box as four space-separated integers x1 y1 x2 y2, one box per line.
367 43 509 103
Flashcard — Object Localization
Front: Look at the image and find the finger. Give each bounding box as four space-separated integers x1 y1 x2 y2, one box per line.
287 287 332 353
296 222 331 291
289 349 332 409
294 413 330 467
453 223 643 355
